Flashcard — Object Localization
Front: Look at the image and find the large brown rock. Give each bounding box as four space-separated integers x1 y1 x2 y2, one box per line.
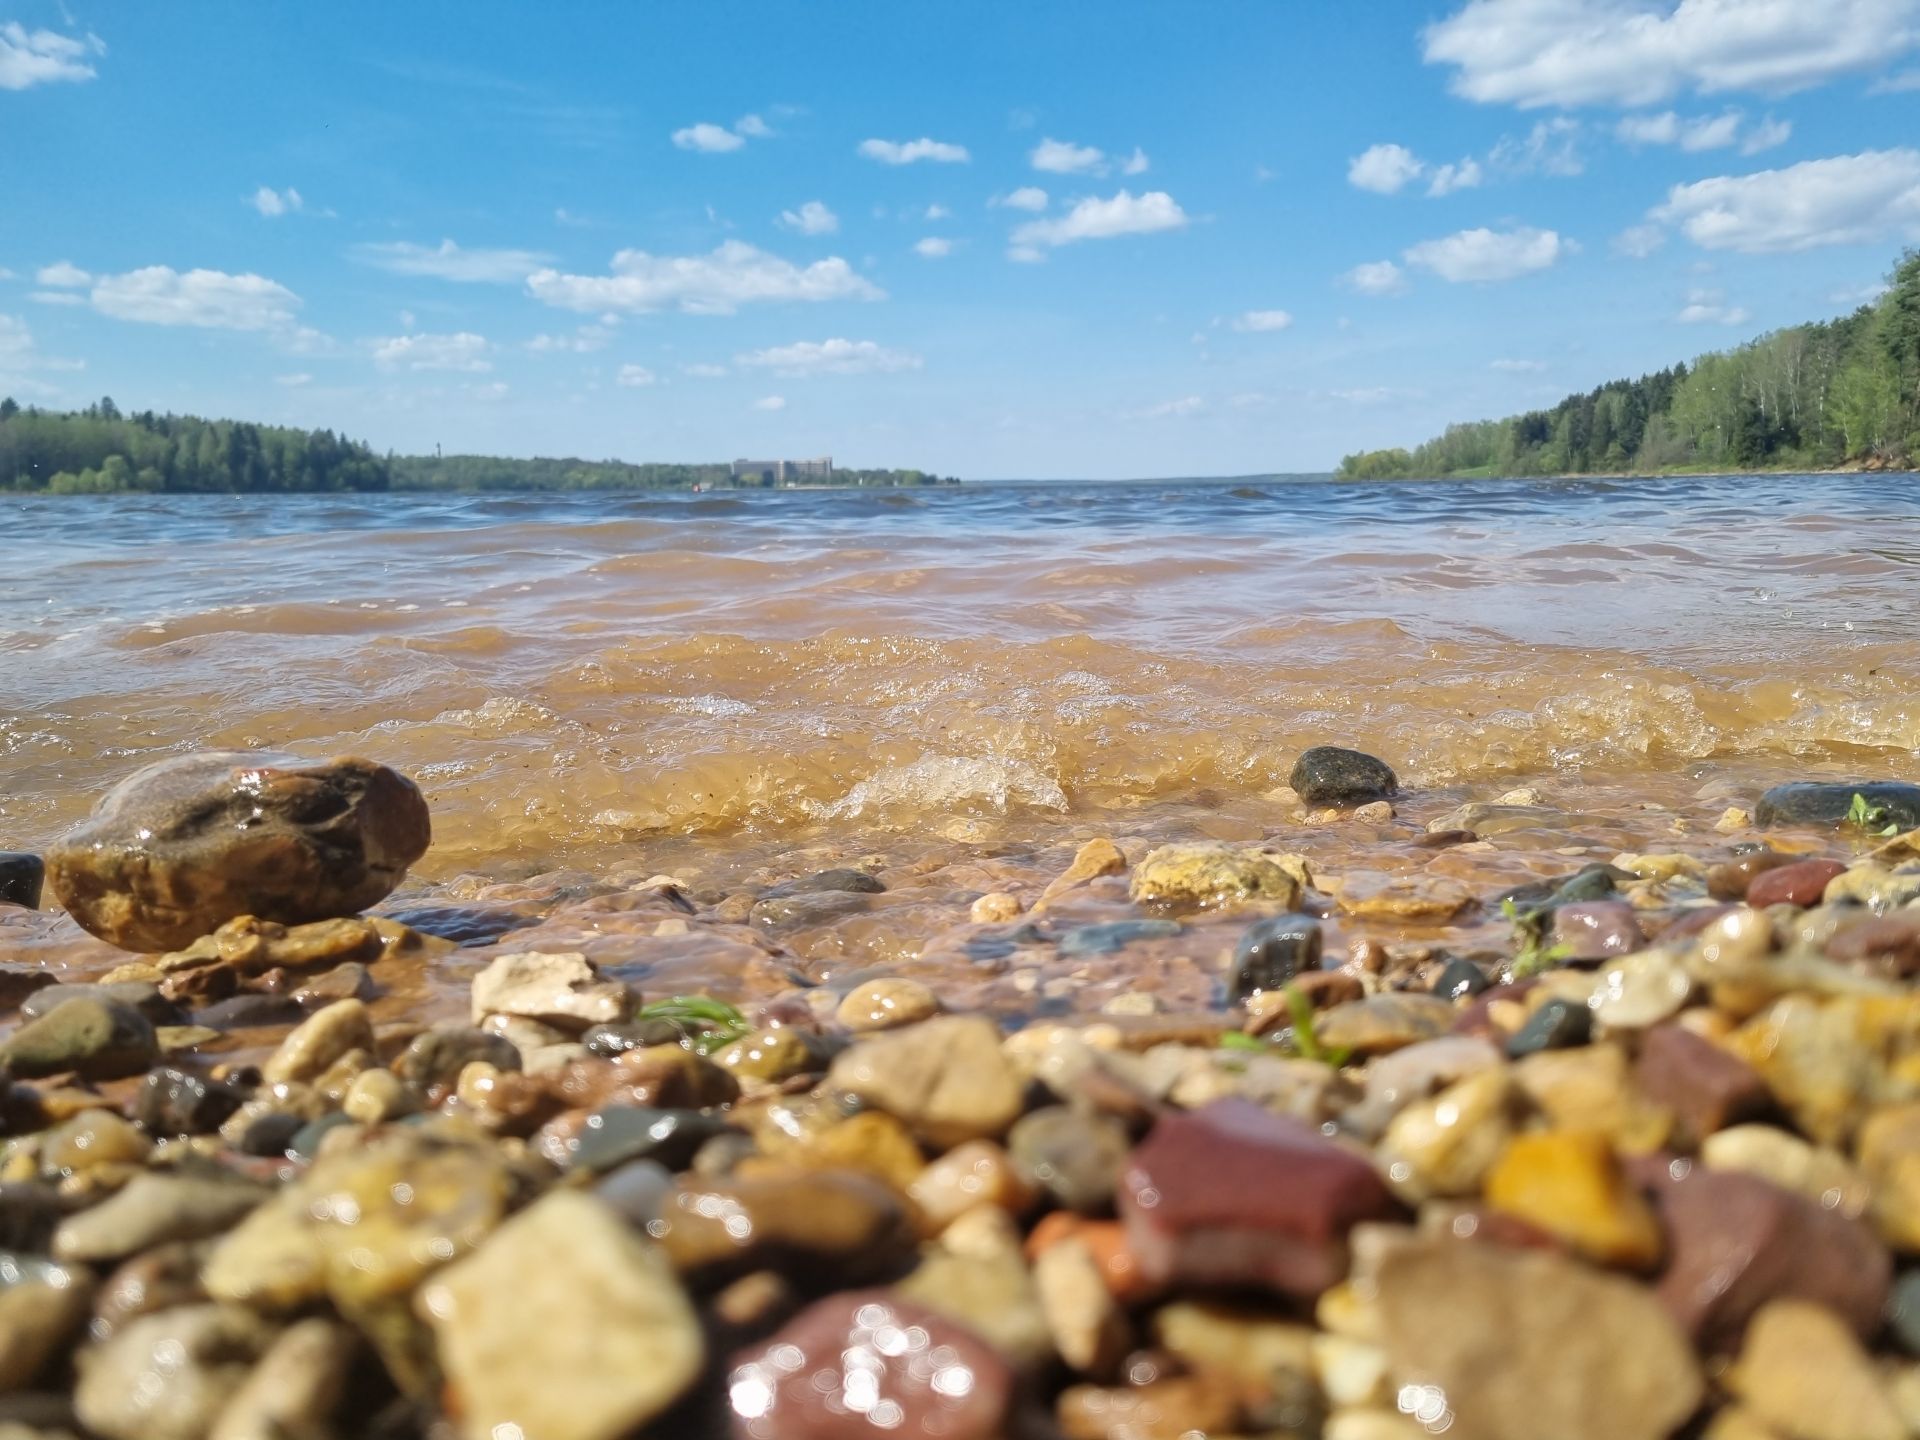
47 752 431 952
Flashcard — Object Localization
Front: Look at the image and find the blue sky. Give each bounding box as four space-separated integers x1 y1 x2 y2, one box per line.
3 1 1918 477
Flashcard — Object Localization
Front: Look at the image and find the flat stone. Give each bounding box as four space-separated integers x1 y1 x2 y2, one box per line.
54 1173 268 1263
1825 911 1920 975
0 851 43 909
728 1291 1012 1440
766 868 887 897
651 1172 916 1281
827 1014 1024 1148
1376 1241 1703 1440
1058 919 1182 957
1632 1155 1890 1348
749 890 873 929
20 981 183 1027
1 997 157 1080
1120 1098 1398 1298
540 1106 733 1174
260 998 373 1085
1290 747 1397 806
74 1303 275 1440
1038 837 1128 906
47 751 431 953
1333 872 1472 922
1756 781 1920 832
713 1026 819 1084
1726 1300 1905 1440
835 978 940 1033
419 1190 703 1440
469 950 632 1034
1313 994 1456 1057
1633 1025 1769 1150
1033 1234 1127 1373
1505 998 1590 1057
1748 858 1847 908
1484 1130 1663 1268
1057 1375 1243 1439
1588 949 1691 1030
1128 844 1303 911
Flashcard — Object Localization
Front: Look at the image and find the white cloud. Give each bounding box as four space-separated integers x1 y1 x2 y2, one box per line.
1330 387 1406 405
1491 357 1547 371
1676 287 1751 324
1229 309 1294 333
1122 147 1151 176
753 394 786 411
1032 137 1106 174
352 238 553 283
673 122 745 153
859 137 970 165
527 240 883 316
1614 223 1668 258
778 200 840 236
1832 280 1890 305
91 266 302 330
734 113 773 138
526 325 612 354
28 290 84 306
275 373 313 386
1349 143 1425 194
1742 116 1793 153
616 364 657 387
682 362 729 378
555 207 590 227
1875 68 1920 92
1490 117 1584 176
1010 190 1190 250
372 332 492 372
35 261 89 288
914 237 954 258
1131 396 1206 420
0 313 82 383
1404 225 1569 282
735 338 922 377
1006 244 1046 264
1650 148 1920 252
1423 0 1920 108
1427 158 1484 195
1341 259 1411 295
995 186 1049 212
250 185 304 218
925 204 952 220
0 21 102 90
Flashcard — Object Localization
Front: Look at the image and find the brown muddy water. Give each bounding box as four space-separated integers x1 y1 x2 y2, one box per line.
3 475 1919 1027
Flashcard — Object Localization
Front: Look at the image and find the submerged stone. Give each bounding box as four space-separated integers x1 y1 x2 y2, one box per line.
1229 914 1322 1001
1747 858 1846 909
1128 844 1303 911
47 751 431 953
0 852 42 910
1289 747 1397 806
1756 781 1920 832
1058 919 1182 957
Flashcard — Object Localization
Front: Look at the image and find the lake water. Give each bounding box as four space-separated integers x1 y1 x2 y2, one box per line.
4 474 1918 1010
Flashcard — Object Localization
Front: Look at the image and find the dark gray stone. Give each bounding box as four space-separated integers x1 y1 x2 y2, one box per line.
556 1106 733 1174
193 993 306 1030
1059 919 1182 958
1505 999 1592 1057
582 1018 687 1057
0 854 42 910
1757 781 1920 831
749 890 874 929
393 1023 521 1093
764 868 887 898
1230 914 1321 1000
20 982 185 1029
1008 1106 1130 1215
133 1067 250 1137
1433 958 1491 1002
1 997 157 1080
1288 747 1398 806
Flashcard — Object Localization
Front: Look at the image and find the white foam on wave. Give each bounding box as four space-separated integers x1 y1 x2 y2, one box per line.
814 754 1070 820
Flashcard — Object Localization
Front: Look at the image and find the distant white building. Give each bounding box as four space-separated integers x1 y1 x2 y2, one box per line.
731 456 832 483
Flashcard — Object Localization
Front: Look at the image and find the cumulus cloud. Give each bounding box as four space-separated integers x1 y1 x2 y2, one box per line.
90 266 303 330
1010 190 1189 250
1403 226 1569 282
1121 147 1150 175
1649 148 1920 251
914 237 953 258
352 238 553 283
35 261 89 288
527 241 884 315
250 186 303 218
616 364 657 387
752 394 786 411
0 21 102 90
1229 309 1294 332
994 187 1049 212
1349 143 1425 194
672 122 745 153
1342 259 1411 295
1031 137 1107 174
1676 287 1750 324
372 332 492 372
778 201 840 235
1427 158 1484 195
859 137 970 165
1423 0 1920 108
734 338 922 377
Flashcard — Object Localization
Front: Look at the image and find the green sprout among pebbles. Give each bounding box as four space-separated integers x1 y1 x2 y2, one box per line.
1502 896 1575 980
634 995 749 1055
1222 986 1352 1067
1847 791 1902 838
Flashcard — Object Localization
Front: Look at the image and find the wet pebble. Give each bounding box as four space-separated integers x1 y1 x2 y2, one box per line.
1009 1106 1131 1215
1230 913 1321 1001
1313 993 1455 1057
1128 844 1302 910
1747 857 1846 909
1550 901 1645 960
827 1015 1024 1148
1504 998 1591 1057
835 977 940 1033
469 950 632 1033
53 1174 267 1264
1059 919 1181 957
2 997 158 1080
1290 746 1397 806
1756 781 1920 832
73 1303 275 1440
0 852 43 910
1431 957 1490 1002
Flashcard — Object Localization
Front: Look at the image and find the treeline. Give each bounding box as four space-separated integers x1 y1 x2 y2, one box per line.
1338 248 1920 480
389 455 957 490
0 397 390 493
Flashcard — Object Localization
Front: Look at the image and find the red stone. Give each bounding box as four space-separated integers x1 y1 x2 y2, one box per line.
1745 858 1845 909
1629 1156 1890 1350
1825 911 1920 975
1655 904 1741 943
1551 901 1645 961
1633 1025 1770 1151
728 1291 1012 1440
1119 1098 1399 1298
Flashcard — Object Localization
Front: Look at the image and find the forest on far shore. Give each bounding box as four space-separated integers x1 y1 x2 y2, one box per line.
1338 248 1920 480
